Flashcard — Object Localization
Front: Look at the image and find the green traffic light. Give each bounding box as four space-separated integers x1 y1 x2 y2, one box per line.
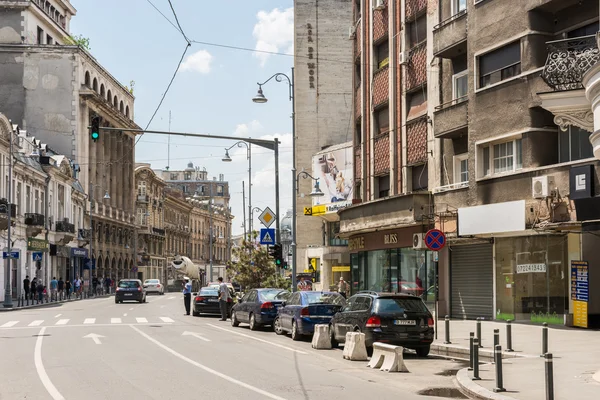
91 132 99 140
276 259 281 265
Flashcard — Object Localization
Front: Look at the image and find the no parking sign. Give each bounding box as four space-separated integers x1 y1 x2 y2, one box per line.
424 229 446 251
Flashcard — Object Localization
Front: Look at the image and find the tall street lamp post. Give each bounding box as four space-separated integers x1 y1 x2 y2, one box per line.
292 171 324 291
222 141 252 238
88 183 110 295
2 123 16 308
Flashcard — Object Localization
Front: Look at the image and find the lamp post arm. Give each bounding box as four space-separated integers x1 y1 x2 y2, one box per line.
257 73 293 101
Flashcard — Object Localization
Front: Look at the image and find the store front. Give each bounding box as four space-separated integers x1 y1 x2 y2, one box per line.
50 244 70 281
348 226 436 309
71 248 88 282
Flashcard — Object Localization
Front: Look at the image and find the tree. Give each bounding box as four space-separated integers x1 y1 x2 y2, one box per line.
226 233 290 291
64 34 91 51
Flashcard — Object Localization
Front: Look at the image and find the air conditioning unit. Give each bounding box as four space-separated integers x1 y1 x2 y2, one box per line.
413 233 427 250
373 0 386 11
532 175 555 199
399 51 409 65
348 25 356 40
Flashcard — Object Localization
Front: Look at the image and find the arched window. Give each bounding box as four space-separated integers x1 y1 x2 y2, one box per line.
107 89 112 103
119 101 124 113
113 96 118 108
84 71 90 87
100 84 105 97
125 105 130 118
92 78 98 92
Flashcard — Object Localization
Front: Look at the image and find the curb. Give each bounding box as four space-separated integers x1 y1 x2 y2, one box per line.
432 343 529 362
0 295 112 312
455 368 516 400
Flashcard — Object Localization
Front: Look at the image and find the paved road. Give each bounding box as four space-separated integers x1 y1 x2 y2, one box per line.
0 294 467 400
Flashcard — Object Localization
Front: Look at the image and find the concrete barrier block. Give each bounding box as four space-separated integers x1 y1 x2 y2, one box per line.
311 324 332 349
366 343 409 373
342 332 368 361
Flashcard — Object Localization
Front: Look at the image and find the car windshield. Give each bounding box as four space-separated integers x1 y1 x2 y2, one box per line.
374 297 429 313
275 291 291 301
259 290 284 301
200 288 219 296
145 279 159 284
119 281 139 288
303 292 345 305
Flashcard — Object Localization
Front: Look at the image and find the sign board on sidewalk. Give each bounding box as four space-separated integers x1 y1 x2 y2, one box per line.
259 228 275 245
32 252 43 262
258 207 276 228
2 250 19 259
571 260 589 328
424 229 446 251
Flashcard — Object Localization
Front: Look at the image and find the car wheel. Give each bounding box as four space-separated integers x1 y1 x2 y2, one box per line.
249 313 258 331
143 295 147 303
139 297 143 303
416 346 430 357
114 299 119 304
192 311 200 317
291 320 301 341
231 311 240 327
329 324 338 348
274 317 284 335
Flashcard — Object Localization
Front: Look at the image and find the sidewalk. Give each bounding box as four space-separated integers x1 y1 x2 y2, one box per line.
432 319 600 399
0 293 112 312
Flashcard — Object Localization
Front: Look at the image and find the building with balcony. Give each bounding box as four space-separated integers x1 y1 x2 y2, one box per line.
0 0 139 285
0 113 87 300
428 0 600 328
134 164 166 283
293 0 354 287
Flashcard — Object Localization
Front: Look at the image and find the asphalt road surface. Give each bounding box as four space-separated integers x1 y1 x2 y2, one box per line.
0 294 468 400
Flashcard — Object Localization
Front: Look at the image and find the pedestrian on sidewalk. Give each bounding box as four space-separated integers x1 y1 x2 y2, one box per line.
31 278 37 300
338 277 349 299
50 277 58 301
218 277 230 321
65 280 71 299
58 277 64 300
74 276 81 298
36 281 44 302
182 277 192 315
23 275 30 301
92 275 98 296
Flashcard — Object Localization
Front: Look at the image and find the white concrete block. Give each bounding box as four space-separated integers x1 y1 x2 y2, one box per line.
311 324 332 349
367 342 409 373
342 332 368 361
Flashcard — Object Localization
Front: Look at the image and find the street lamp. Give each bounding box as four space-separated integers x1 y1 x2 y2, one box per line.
2 123 17 308
222 141 252 238
253 68 294 267
88 183 110 294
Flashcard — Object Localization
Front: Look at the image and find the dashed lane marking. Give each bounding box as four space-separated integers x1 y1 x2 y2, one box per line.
111 318 122 324
160 317 174 323
136 317 148 323
1 321 18 328
55 319 69 326
28 320 44 327
207 324 307 355
84 318 95 324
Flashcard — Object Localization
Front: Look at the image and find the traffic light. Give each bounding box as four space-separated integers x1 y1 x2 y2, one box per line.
90 116 100 142
282 261 289 270
268 243 283 267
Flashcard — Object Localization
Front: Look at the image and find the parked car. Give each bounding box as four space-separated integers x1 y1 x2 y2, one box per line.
274 291 345 341
143 279 164 295
115 279 146 304
207 282 237 302
231 288 289 330
193 287 233 317
329 291 434 357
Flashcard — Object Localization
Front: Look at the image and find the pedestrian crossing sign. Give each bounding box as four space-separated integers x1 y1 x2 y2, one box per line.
259 228 275 245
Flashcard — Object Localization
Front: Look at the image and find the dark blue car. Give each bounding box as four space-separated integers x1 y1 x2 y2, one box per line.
274 291 345 341
231 288 290 330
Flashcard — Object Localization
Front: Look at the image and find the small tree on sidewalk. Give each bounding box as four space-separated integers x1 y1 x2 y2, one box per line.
226 233 290 291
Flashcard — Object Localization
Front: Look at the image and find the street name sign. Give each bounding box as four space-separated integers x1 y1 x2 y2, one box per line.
2 251 19 259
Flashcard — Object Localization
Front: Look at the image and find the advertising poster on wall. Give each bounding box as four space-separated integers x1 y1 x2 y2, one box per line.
312 143 353 213
571 260 589 328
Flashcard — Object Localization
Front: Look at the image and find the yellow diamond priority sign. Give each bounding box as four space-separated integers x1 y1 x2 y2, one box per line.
258 207 276 228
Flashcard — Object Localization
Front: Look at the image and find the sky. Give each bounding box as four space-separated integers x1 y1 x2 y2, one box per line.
70 0 294 236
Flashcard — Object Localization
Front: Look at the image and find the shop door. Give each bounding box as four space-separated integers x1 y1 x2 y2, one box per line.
451 244 493 319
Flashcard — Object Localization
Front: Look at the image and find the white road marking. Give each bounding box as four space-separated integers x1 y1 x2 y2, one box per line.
160 317 174 323
0 322 172 331
207 324 307 355
84 318 95 324
129 308 134 311
168 296 176 300
54 314 61 318
123 313 128 317
34 327 65 400
55 319 69 326
136 317 148 323
83 333 104 345
111 318 122 324
130 325 287 400
160 305 166 308
29 320 44 327
182 331 211 342
1 321 18 328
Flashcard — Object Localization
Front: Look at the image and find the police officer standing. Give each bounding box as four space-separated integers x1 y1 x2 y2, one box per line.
182 277 192 315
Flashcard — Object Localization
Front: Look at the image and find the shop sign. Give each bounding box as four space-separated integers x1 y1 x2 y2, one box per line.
569 165 593 200
384 233 398 245
516 263 546 274
332 266 350 272
348 236 365 251
71 248 89 258
306 23 316 89
571 260 589 329
27 238 48 252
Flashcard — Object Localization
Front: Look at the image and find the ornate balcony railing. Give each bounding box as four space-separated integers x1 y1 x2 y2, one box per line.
55 220 75 234
541 35 599 91
152 227 166 236
25 213 45 226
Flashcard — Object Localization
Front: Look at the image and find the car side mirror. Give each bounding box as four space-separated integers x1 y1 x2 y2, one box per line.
192 292 197 296
281 301 287 307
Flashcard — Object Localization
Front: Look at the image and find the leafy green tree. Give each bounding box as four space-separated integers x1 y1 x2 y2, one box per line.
227 233 290 291
64 34 91 50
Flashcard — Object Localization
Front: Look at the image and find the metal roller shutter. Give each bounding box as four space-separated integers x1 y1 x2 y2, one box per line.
450 244 493 320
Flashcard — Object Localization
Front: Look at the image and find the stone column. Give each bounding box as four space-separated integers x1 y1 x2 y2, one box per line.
584 52 600 159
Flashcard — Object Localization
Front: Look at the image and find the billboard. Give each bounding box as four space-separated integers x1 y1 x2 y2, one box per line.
312 143 353 212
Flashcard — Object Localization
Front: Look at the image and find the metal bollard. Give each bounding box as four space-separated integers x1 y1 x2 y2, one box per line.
493 329 500 355
444 315 451 344
541 322 548 357
545 353 554 400
506 320 514 352
17 295 21 307
476 317 483 347
468 332 474 371
493 345 506 392
472 338 481 380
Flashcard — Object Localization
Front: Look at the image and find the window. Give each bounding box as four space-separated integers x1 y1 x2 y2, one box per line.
37 27 44 45
217 185 224 195
34 190 39 214
559 126 594 163
375 39 389 69
328 222 348 247
355 62 361 88
411 164 428 191
46 35 53 45
375 106 389 135
452 70 468 100
138 181 146 196
479 42 521 88
170 173 178 180
137 207 147 225
355 123 362 146
184 172 191 180
567 21 599 38
452 0 467 15
407 90 427 120
480 138 523 177
377 175 390 198
454 154 469 184
408 15 427 48
25 186 31 213
16 182 22 215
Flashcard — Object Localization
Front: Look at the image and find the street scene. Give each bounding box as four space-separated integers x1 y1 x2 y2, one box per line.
1 0 600 399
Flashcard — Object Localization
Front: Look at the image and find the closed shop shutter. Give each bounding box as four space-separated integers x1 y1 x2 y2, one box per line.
451 244 493 319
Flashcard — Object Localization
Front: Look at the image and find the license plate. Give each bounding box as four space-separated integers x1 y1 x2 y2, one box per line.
125 293 133 296
394 320 416 325
208 299 218 302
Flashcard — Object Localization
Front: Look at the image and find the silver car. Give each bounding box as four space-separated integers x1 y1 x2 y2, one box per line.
143 279 164 295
